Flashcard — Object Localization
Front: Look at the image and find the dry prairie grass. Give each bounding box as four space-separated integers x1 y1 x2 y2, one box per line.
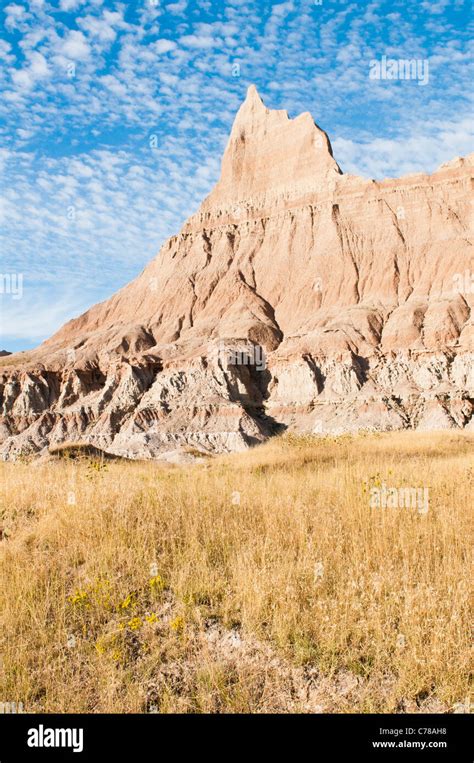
0 431 472 713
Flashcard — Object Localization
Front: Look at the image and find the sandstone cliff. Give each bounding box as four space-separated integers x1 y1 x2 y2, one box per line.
1 86 473 459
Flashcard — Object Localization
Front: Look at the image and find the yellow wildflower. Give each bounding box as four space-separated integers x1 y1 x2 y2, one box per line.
118 592 136 611
149 575 165 593
170 615 185 633
127 617 142 631
68 590 89 607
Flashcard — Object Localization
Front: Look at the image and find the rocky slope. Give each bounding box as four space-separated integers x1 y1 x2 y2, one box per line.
1 86 473 459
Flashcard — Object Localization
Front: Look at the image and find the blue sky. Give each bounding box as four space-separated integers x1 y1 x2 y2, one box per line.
0 0 472 353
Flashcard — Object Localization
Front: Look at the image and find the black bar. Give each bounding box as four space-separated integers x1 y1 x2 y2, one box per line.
0 712 471 761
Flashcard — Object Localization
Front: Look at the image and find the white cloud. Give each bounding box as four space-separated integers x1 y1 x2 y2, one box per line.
1 286 92 341
166 0 187 13
59 30 90 60
179 34 216 49
100 74 127 97
333 117 474 179
28 51 49 77
59 0 84 11
0 39 13 61
10 50 50 90
17 128 35 139
154 39 177 54
4 4 28 31
78 10 127 43
271 2 294 17
420 0 450 14
11 68 34 89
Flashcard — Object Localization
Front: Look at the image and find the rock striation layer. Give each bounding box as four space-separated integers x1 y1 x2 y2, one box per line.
1 86 473 459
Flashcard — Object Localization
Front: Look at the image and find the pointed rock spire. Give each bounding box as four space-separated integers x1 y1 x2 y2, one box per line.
207 85 342 207
242 84 266 111
245 83 264 104
231 84 268 133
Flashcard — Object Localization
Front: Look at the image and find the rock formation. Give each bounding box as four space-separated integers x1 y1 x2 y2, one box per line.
1 85 473 459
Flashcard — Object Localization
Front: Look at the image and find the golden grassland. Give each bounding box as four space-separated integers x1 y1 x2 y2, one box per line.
0 431 472 713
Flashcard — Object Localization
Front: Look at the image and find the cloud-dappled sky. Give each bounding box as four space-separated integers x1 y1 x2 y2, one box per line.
1 0 472 351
